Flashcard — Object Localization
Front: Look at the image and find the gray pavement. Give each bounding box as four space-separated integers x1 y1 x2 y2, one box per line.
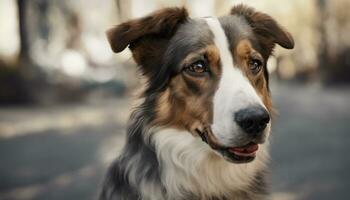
0 83 349 200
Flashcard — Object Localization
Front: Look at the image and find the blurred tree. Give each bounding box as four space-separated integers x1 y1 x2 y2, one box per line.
0 0 33 104
317 0 350 85
17 0 30 62
115 0 131 21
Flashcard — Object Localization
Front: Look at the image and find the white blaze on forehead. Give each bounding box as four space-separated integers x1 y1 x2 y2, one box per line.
204 18 265 146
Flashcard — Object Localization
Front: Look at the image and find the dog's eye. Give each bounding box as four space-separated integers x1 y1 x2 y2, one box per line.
184 60 209 76
249 59 263 74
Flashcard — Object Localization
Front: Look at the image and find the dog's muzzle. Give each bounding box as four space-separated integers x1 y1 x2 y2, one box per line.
196 128 259 163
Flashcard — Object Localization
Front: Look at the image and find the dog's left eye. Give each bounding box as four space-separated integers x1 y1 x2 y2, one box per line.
184 60 209 76
249 59 263 74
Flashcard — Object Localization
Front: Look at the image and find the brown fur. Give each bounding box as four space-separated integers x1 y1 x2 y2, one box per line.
106 7 188 76
152 45 221 135
231 4 294 59
234 39 272 112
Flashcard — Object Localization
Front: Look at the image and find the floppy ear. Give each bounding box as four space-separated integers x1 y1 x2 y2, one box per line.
106 7 188 53
231 5 294 57
106 7 188 75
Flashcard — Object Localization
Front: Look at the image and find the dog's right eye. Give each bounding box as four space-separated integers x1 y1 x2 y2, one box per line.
184 60 209 76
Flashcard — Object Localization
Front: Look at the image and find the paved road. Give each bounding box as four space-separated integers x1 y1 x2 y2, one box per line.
270 83 350 200
0 83 349 200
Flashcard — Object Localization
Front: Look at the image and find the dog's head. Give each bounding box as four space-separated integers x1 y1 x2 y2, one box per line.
107 5 294 163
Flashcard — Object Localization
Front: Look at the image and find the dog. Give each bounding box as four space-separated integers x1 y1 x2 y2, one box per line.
100 4 294 200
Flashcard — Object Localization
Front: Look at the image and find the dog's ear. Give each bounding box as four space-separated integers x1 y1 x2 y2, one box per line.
107 7 188 74
231 5 294 58
106 7 188 53
106 7 188 76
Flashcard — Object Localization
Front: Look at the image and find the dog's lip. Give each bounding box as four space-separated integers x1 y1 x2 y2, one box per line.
195 128 259 163
222 143 259 163
227 142 259 156
196 128 259 151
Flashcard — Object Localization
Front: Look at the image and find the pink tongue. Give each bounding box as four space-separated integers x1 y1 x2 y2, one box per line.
229 143 259 154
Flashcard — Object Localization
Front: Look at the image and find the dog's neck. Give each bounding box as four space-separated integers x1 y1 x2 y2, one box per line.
150 128 270 199
120 108 270 199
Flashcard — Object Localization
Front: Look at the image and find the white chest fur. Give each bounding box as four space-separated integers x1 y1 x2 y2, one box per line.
152 128 269 199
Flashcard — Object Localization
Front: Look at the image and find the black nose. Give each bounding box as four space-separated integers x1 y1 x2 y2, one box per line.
234 106 270 134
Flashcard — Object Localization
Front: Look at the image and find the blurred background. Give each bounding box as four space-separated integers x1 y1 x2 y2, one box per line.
0 0 350 199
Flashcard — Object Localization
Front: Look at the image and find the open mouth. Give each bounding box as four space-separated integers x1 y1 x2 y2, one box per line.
196 129 259 163
221 142 258 163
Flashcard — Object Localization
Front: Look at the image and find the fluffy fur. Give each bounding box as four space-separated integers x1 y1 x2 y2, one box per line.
152 129 269 199
100 4 294 200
